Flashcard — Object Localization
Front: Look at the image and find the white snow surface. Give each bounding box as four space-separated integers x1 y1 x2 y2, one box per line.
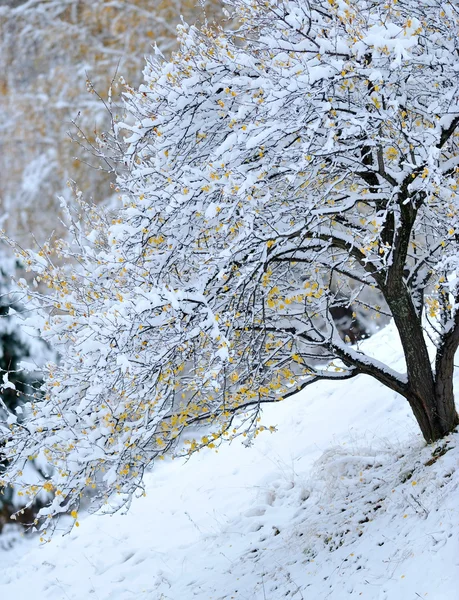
1 322 459 599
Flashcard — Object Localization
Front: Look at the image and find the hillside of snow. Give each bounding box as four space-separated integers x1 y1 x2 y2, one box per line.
1 323 458 599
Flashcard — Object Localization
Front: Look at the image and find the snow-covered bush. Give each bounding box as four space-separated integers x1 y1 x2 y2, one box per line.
2 0 459 535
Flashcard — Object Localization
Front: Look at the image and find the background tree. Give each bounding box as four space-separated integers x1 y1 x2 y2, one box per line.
2 0 459 536
0 244 48 531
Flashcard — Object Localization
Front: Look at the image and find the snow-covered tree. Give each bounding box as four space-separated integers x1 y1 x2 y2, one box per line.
3 0 459 535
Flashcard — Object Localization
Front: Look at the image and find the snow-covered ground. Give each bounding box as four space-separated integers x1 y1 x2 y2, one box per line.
1 323 458 599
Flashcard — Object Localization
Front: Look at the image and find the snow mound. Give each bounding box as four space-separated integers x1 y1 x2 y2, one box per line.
204 434 459 599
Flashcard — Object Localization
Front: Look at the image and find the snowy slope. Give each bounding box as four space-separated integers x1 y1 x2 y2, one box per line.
1 323 459 599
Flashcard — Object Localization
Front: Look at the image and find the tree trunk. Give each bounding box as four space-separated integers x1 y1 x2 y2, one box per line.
387 287 459 443
405 386 459 444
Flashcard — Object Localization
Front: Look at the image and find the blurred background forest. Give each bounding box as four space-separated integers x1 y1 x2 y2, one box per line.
0 0 223 244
